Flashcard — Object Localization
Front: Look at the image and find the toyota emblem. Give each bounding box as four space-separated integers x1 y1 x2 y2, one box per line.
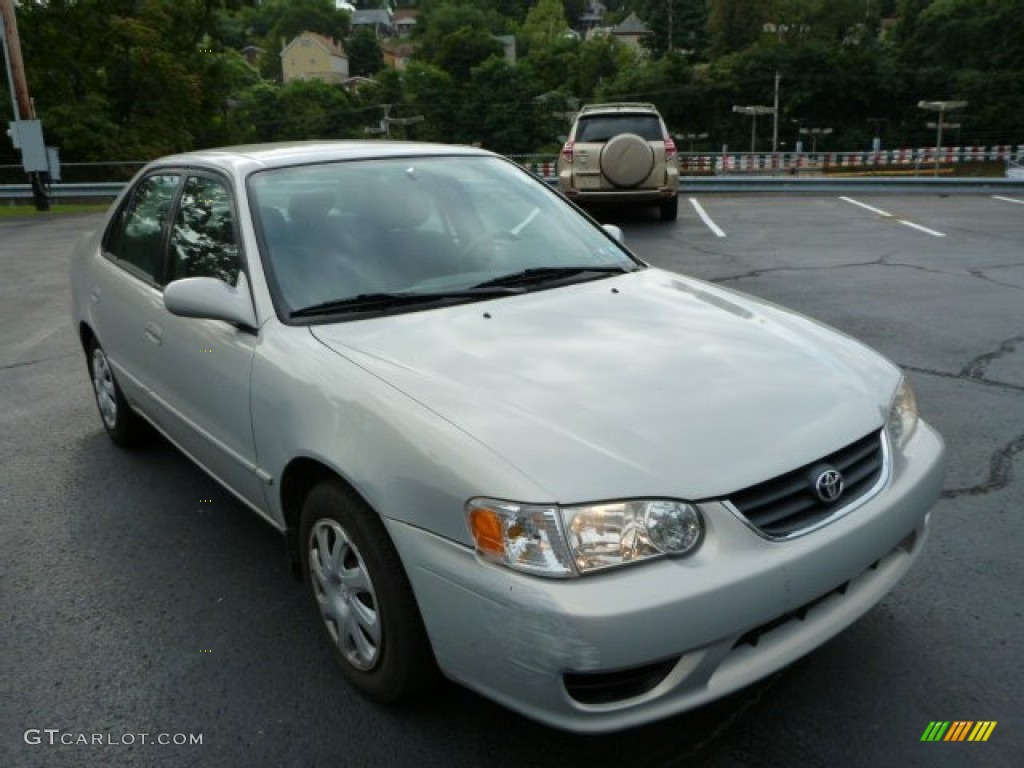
815 469 844 503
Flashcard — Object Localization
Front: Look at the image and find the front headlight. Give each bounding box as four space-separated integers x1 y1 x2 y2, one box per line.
467 498 703 577
887 376 919 448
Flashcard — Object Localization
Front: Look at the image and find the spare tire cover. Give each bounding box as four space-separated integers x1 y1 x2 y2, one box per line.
600 133 655 188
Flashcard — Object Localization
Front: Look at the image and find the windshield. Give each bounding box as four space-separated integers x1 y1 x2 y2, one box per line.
248 155 637 320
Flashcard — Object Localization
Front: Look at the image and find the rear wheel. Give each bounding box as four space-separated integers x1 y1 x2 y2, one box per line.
659 195 679 222
300 480 437 703
86 340 148 447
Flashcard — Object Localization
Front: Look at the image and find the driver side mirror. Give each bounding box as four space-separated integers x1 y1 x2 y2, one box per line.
164 271 257 329
602 224 624 243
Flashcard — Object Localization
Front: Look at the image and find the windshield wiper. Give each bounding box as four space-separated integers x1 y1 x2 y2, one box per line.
471 265 635 290
290 287 524 319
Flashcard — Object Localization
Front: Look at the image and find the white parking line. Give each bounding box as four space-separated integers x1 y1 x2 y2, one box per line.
839 196 891 217
689 198 726 237
839 196 946 238
992 195 1024 205
899 220 946 237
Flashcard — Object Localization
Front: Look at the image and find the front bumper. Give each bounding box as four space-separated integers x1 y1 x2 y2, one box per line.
387 422 945 733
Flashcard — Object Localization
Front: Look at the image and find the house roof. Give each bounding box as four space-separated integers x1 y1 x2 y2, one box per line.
613 12 652 36
352 9 392 26
393 10 419 23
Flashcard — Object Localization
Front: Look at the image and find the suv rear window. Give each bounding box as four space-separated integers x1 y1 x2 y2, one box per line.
574 115 663 142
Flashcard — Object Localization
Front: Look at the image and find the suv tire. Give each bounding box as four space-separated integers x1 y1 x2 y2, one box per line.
659 195 679 222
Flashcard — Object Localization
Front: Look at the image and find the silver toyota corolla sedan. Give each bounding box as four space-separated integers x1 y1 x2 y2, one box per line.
70 141 945 732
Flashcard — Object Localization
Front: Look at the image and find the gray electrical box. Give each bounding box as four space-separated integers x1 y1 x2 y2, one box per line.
7 119 49 173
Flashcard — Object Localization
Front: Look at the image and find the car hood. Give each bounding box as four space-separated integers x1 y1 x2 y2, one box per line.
311 268 899 502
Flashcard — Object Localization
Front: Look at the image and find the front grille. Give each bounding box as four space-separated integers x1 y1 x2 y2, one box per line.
726 430 886 538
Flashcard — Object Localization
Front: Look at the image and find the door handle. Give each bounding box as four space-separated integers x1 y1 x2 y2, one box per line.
144 322 163 345
90 288 101 303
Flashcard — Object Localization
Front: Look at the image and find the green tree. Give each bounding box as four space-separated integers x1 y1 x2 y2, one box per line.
347 27 385 76
633 0 709 57
520 0 570 53
436 26 504 80
414 2 508 64
707 0 769 56
234 79 358 142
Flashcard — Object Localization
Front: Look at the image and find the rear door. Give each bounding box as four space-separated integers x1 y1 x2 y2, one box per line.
92 172 183 415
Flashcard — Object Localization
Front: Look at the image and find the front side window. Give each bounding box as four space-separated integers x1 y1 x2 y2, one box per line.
105 173 180 283
169 176 240 286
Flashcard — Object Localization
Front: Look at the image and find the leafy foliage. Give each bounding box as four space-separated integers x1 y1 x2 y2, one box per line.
4 0 1022 161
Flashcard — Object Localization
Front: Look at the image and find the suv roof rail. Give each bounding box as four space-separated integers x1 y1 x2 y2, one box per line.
579 102 658 114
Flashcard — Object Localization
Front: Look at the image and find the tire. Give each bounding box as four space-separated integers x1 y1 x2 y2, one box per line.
86 340 148 447
659 195 679 222
300 480 437 703
600 133 655 188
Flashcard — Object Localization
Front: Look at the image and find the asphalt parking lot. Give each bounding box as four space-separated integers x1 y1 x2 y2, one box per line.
2 194 1022 767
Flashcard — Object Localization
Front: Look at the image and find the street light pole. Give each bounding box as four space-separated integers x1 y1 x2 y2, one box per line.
799 127 832 153
918 99 967 174
732 105 775 154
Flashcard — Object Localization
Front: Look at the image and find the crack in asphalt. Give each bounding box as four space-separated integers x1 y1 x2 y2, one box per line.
709 255 1022 290
0 351 78 371
903 334 1023 498
941 432 1024 499
664 671 787 766
710 258 880 283
959 334 1024 380
968 268 1024 291
902 365 1024 394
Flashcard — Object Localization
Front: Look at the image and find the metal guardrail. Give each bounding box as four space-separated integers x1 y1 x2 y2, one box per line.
2 176 1024 204
0 181 125 201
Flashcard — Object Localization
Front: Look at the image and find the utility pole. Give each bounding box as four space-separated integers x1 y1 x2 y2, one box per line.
1 0 48 210
771 71 781 153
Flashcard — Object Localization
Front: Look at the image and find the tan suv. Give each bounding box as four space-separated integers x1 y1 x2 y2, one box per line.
557 103 679 221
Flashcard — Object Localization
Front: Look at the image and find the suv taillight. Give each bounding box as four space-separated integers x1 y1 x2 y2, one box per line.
561 141 574 164
664 137 677 162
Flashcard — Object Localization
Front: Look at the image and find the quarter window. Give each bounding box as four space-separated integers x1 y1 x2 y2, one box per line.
169 176 240 286
106 173 180 282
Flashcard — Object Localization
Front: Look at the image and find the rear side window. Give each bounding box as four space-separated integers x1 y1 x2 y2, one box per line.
575 115 664 142
105 173 181 283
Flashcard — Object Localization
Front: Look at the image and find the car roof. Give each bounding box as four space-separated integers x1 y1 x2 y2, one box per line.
578 103 660 116
148 140 495 176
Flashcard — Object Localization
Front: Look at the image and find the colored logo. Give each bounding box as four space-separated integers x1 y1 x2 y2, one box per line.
921 721 997 742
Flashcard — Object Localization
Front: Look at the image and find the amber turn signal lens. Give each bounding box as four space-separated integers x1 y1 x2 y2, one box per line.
469 507 505 556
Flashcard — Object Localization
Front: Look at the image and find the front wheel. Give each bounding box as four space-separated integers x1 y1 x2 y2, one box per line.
300 480 437 703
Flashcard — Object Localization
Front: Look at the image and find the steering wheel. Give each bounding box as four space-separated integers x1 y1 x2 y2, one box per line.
461 230 520 268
